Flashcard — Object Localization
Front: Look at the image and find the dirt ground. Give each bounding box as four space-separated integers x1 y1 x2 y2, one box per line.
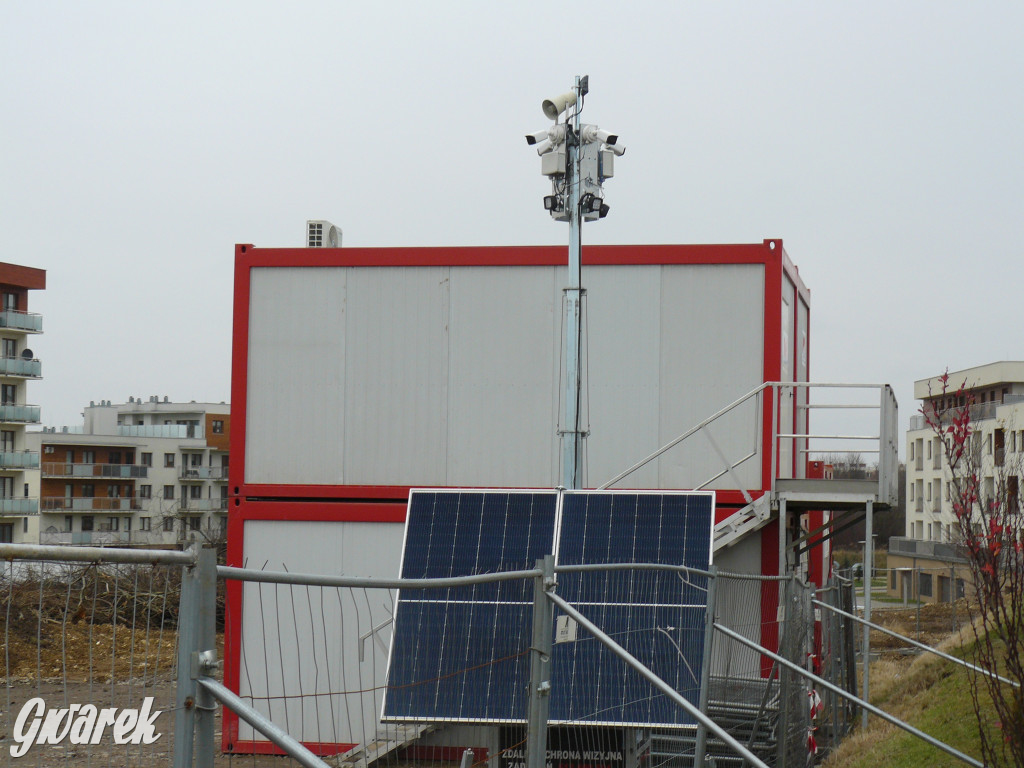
1 621 313 766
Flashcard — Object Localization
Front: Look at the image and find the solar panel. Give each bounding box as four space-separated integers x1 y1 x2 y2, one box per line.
552 491 713 726
382 489 714 727
383 490 558 722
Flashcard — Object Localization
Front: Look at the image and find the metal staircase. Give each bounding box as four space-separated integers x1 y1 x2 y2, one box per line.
713 493 773 552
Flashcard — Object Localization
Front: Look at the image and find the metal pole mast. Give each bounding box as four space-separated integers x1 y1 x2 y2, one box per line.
561 75 584 490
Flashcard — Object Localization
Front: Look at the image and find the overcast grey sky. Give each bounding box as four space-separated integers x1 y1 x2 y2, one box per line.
2 2 1022 445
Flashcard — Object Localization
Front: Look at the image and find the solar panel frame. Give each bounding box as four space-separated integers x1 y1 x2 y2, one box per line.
382 488 715 728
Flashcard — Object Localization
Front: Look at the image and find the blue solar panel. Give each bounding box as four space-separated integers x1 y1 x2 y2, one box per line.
383 489 714 727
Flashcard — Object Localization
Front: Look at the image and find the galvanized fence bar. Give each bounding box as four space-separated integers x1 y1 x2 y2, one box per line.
526 556 555 768
217 564 541 589
691 564 718 768
714 623 984 767
0 542 194 565
812 598 1020 689
196 676 332 768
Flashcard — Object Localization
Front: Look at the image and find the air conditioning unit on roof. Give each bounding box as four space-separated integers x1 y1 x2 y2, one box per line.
306 220 342 248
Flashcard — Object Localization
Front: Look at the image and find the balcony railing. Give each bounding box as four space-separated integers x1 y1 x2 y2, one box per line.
41 497 139 512
41 462 148 479
0 404 41 423
39 530 176 547
0 451 39 469
0 497 38 515
179 497 228 512
180 466 228 481
0 357 41 378
118 424 204 439
0 310 42 333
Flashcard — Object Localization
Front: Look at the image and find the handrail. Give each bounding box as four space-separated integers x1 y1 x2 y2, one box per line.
600 381 899 508
599 382 771 489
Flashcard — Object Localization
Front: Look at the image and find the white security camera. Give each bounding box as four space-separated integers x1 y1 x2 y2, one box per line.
580 125 619 146
605 142 626 157
525 125 566 149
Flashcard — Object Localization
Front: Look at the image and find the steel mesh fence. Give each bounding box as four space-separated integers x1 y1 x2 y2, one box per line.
1 558 180 767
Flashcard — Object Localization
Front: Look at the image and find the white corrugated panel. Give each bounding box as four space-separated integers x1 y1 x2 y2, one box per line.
246 267 348 485
656 264 765 491
343 267 451 485
238 519 404 746
445 266 560 486
245 263 768 490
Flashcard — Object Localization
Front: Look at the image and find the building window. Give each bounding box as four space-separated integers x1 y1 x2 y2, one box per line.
140 517 151 531
163 518 174 532
64 515 72 532
82 449 95 464
918 572 932 598
107 485 120 498
212 420 224 434
81 516 94 532
1 338 16 358
81 484 95 498
139 485 152 499
107 517 119 532
909 484 915 502
1 384 16 404
0 524 12 543
188 516 201 531
163 485 175 500
190 485 202 500
108 451 121 464
164 453 175 467
141 452 152 467
0 431 15 452
124 517 131 532
909 442 915 461
191 453 203 467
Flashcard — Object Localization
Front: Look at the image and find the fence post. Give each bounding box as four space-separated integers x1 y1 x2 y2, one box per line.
173 545 219 768
692 565 717 768
526 555 555 768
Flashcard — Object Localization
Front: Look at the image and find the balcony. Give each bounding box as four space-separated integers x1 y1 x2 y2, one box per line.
41 462 148 479
0 497 38 515
39 530 172 547
0 451 39 469
0 356 41 378
0 404 41 424
0 310 42 333
179 497 228 512
118 424 204 439
180 466 229 481
41 497 139 512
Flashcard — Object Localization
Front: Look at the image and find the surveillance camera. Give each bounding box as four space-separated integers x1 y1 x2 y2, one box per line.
525 125 566 149
580 125 619 146
606 142 626 157
535 139 553 156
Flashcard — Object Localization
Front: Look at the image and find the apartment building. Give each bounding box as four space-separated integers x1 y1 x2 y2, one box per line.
0 262 46 544
26 398 229 547
890 361 1024 603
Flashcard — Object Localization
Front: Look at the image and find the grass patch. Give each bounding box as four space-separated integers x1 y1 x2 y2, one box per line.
823 626 1004 768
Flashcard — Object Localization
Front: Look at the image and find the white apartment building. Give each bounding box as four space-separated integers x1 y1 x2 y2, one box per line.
26 397 230 547
0 262 46 544
905 361 1024 543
